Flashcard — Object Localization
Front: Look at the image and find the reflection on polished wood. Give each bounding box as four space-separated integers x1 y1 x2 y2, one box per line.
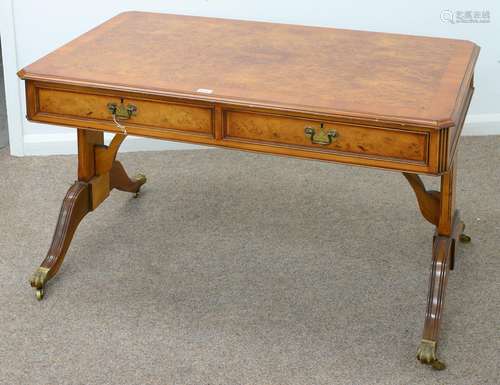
18 12 479 369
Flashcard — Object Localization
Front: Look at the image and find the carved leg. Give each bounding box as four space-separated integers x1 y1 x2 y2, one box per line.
30 182 91 300
416 235 451 370
30 130 146 299
404 162 470 369
416 213 463 370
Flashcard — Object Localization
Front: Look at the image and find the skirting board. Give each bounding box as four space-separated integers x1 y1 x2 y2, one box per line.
463 113 500 136
20 113 500 156
23 132 207 156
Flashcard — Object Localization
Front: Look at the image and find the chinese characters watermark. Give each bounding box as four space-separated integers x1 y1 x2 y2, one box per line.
441 10 491 24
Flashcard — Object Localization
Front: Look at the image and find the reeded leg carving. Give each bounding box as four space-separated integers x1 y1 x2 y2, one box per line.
30 130 147 300
416 233 453 370
30 182 91 299
404 163 470 369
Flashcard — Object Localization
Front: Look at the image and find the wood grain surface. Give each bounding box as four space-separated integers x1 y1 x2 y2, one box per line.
18 11 479 128
224 110 428 161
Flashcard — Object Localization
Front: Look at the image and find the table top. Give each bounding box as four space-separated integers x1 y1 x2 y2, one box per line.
19 11 479 129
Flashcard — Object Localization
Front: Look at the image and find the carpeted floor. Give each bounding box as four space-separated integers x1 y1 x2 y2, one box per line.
0 136 498 385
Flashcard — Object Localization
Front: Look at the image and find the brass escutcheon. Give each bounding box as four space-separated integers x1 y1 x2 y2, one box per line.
107 101 137 120
107 100 137 133
304 123 337 145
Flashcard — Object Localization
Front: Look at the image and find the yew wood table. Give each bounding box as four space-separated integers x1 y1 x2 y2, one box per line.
18 11 479 369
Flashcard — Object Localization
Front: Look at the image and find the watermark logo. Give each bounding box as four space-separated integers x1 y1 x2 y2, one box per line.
441 10 491 24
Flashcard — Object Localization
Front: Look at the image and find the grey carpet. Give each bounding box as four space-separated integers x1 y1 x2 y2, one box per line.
0 136 498 385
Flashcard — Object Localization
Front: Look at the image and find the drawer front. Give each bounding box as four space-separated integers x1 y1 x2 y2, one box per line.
224 111 428 163
37 88 213 135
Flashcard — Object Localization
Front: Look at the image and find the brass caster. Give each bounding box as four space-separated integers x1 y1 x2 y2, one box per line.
416 339 446 370
30 267 49 289
30 266 49 300
133 173 147 198
135 173 147 184
35 288 45 301
459 233 471 243
431 359 446 370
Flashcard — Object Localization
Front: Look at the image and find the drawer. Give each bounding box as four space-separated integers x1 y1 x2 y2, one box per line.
224 110 428 163
36 87 213 135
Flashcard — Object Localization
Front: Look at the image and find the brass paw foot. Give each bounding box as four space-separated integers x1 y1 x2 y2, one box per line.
133 173 147 198
30 267 49 300
35 288 45 300
416 339 446 370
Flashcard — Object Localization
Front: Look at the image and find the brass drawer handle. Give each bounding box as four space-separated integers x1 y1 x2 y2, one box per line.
304 124 337 145
107 101 137 134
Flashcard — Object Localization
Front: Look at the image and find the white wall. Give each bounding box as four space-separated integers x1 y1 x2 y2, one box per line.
1 0 499 156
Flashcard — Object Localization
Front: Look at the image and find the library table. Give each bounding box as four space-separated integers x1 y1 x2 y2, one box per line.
17 11 479 370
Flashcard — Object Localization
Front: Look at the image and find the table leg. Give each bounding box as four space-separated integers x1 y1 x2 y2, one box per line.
29 129 146 300
404 162 470 370
110 160 147 197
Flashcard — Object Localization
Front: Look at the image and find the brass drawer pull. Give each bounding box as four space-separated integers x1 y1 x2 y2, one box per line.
107 101 137 134
304 123 337 145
